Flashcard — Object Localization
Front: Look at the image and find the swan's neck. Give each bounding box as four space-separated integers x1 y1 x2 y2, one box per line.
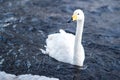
76 20 84 43
73 19 85 66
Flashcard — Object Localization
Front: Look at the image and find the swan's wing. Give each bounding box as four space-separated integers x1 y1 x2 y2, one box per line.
59 29 66 34
46 29 75 64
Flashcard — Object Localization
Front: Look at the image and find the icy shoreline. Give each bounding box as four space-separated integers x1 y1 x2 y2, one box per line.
0 71 59 80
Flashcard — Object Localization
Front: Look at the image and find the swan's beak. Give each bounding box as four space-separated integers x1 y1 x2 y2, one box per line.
67 14 77 23
67 17 72 23
72 14 77 21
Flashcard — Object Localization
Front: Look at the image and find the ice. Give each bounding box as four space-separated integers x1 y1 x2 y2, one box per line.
0 71 59 80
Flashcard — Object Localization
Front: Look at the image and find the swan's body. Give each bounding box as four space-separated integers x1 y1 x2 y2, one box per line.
46 9 85 67
46 29 75 64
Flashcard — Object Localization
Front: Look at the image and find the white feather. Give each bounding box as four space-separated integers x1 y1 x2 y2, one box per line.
46 30 75 64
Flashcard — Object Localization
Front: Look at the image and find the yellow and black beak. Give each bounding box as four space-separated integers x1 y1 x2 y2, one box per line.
67 14 77 23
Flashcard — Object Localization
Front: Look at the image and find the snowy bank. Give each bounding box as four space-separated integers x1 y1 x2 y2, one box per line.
0 71 59 80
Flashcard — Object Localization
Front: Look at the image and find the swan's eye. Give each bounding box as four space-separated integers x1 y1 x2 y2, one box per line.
77 13 79 15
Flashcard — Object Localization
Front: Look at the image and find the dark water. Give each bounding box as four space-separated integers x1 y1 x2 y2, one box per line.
0 0 120 80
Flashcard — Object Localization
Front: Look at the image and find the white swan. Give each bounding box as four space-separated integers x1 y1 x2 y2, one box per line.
45 9 86 69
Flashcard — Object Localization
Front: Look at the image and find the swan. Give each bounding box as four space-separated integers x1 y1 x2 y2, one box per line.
45 9 86 69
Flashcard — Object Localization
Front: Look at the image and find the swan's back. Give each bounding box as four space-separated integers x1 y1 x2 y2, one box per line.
46 29 75 64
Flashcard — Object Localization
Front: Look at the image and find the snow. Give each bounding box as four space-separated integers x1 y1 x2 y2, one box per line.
0 71 59 80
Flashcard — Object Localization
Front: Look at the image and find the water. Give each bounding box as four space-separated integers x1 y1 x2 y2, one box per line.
0 0 120 80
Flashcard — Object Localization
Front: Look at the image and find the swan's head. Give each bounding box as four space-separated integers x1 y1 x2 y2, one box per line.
68 9 84 23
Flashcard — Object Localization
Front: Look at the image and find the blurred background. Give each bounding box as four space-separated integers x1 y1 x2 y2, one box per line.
0 0 120 80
